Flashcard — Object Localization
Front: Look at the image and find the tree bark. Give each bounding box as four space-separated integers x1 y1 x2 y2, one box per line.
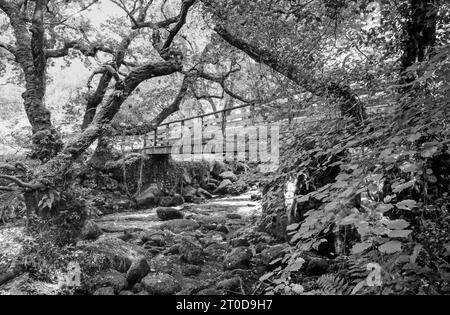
31 60 182 188
82 35 136 130
399 0 438 92
214 25 367 122
1 1 62 161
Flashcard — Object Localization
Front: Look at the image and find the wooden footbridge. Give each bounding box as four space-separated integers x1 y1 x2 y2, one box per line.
117 93 393 160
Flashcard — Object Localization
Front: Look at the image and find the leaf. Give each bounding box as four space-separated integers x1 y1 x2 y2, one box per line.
351 242 372 254
355 221 370 237
290 232 302 244
421 142 439 158
386 219 410 230
297 194 310 203
378 241 402 254
379 148 392 159
388 229 412 238
291 284 304 294
399 162 418 173
288 258 306 272
335 173 350 181
259 272 274 282
324 201 339 212
410 244 424 263
395 200 417 211
351 280 367 295
340 214 360 226
376 203 394 213
287 223 299 231
407 133 421 142
393 181 414 193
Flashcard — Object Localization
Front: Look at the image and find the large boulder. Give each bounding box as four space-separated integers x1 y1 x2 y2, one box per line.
197 188 213 199
156 207 184 221
211 161 229 178
90 269 128 294
159 194 185 207
141 273 181 295
142 232 166 247
126 258 150 285
179 237 205 265
213 179 233 195
160 219 199 233
80 221 103 241
135 184 165 208
82 237 148 273
181 264 202 276
93 286 115 295
204 243 231 261
232 180 248 195
223 247 253 270
219 171 238 182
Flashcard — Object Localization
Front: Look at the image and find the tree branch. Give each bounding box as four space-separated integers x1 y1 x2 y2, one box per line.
0 175 39 190
0 42 17 59
214 24 367 121
45 41 114 58
111 75 193 136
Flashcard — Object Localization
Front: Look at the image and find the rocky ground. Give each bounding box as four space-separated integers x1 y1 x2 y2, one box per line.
0 188 287 295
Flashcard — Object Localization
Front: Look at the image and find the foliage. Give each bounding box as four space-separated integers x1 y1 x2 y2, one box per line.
259 45 450 294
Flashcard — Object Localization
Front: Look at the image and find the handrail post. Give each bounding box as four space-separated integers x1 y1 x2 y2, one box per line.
154 128 158 147
166 124 170 147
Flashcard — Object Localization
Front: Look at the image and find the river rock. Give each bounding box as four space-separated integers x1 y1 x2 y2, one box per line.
230 237 250 247
93 286 115 296
214 179 233 195
91 269 128 293
216 224 229 234
180 237 205 265
211 161 229 178
159 194 185 207
80 221 103 241
223 247 253 270
204 243 232 260
156 207 184 221
126 258 150 285
219 171 238 182
135 184 165 207
226 213 242 220
232 180 248 195
197 187 213 199
181 264 202 276
142 273 181 295
160 219 199 233
217 277 241 293
83 237 148 273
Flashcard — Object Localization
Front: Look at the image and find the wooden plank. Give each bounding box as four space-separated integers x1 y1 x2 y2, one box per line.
144 146 172 155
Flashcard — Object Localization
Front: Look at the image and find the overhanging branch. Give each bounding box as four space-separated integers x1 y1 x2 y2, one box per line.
45 41 114 58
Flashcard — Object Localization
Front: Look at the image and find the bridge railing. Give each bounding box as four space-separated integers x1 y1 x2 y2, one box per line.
116 90 395 154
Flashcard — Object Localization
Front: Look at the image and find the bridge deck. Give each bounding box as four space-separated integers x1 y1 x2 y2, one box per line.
118 97 393 157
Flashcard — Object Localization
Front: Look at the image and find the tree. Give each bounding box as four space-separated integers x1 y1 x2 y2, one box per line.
202 0 368 121
0 0 196 212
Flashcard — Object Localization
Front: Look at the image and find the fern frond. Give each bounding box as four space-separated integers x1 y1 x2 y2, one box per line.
315 274 348 295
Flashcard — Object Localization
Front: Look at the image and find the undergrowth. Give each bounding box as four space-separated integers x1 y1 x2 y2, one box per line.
258 45 450 295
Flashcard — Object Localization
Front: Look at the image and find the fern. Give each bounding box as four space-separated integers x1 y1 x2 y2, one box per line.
315 274 348 295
